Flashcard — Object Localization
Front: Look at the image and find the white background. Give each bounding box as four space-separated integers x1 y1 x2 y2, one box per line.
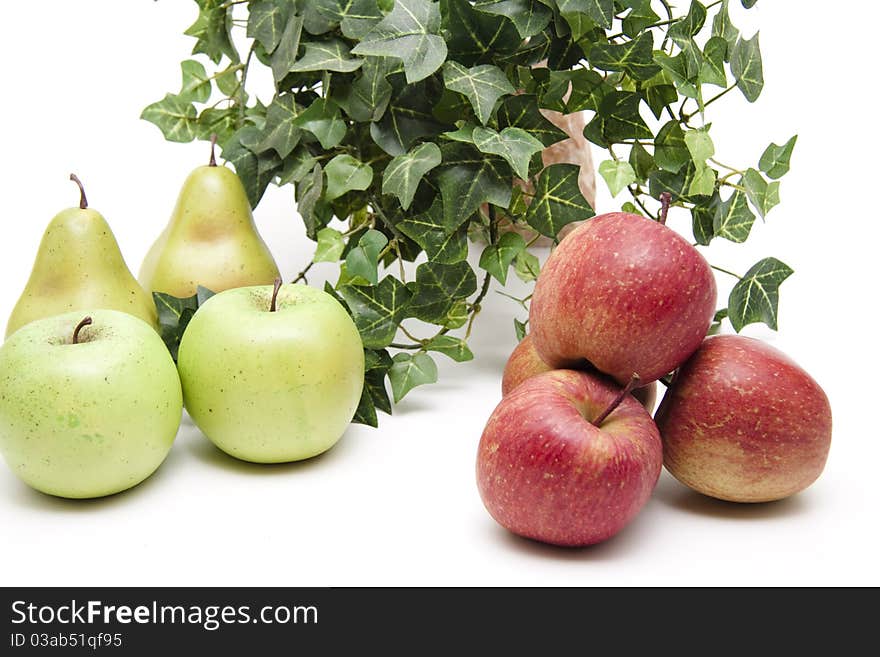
0 2 877 586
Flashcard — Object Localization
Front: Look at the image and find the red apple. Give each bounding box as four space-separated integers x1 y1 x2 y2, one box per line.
502 334 658 413
655 335 832 503
477 369 662 547
529 212 717 384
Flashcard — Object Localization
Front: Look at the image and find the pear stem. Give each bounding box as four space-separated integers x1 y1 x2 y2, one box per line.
72 316 93 345
70 174 88 209
209 133 218 167
658 192 671 226
591 373 640 427
270 277 282 312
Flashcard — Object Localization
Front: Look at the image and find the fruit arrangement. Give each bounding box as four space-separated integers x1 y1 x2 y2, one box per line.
478 205 831 546
0 159 363 498
0 1 832 553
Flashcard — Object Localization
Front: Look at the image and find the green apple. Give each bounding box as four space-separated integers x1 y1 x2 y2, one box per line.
177 281 365 463
0 310 182 498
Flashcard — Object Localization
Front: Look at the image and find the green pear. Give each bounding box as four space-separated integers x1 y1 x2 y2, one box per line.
139 139 280 298
5 175 158 338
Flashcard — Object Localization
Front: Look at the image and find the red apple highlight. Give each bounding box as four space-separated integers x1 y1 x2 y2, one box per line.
502 334 658 413
655 335 832 503
477 369 662 547
529 212 717 384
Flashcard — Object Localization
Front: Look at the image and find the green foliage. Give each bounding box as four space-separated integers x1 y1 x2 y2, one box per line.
145 0 794 425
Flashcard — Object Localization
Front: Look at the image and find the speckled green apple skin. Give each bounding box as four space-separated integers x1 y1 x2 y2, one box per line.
0 310 182 499
177 283 365 464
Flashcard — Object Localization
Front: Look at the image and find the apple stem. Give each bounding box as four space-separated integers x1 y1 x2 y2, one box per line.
209 134 218 167
270 277 282 312
591 373 640 427
72 316 93 345
658 192 671 225
70 174 88 210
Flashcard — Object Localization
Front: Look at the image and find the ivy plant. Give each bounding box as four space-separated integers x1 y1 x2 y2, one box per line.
143 0 796 426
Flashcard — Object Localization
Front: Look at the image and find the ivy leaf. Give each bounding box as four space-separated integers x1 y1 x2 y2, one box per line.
314 227 345 262
424 335 474 362
296 163 331 239
369 81 445 156
290 39 365 73
730 32 764 102
473 0 552 38
153 288 213 361
336 56 394 122
713 189 756 243
668 1 707 47
741 0 758 8
514 318 527 341
345 229 388 284
185 0 239 65
708 308 728 335
479 232 526 285
442 61 515 125
442 0 521 67
353 347 394 427
526 163 596 238
759 136 797 179
256 94 302 158
728 257 793 331
588 32 660 81
622 0 660 37
712 0 739 53
566 69 613 113
141 94 198 143
513 250 541 283
247 0 291 54
398 198 470 264
629 141 656 182
352 0 448 83
221 126 282 208
324 154 374 201
700 36 728 87
407 261 478 322
196 107 237 145
558 0 614 29
688 163 716 197
741 168 780 218
653 121 690 172
179 60 211 103
496 94 568 147
314 0 384 39
583 91 653 147
382 142 442 210
271 14 304 83
598 160 637 197
685 127 715 164
649 162 709 203
472 127 544 180
436 143 512 229
293 98 347 149
339 276 413 348
389 352 438 402
691 192 721 245
278 145 318 185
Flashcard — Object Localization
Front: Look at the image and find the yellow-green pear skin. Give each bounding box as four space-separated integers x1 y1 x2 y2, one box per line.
139 164 280 298
6 195 158 338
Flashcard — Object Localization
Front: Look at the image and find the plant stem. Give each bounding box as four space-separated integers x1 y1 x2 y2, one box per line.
69 174 88 209
238 43 256 126
270 277 282 311
710 264 742 280
592 374 640 427
291 261 314 284
208 133 218 166
659 192 672 225
72 316 92 345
